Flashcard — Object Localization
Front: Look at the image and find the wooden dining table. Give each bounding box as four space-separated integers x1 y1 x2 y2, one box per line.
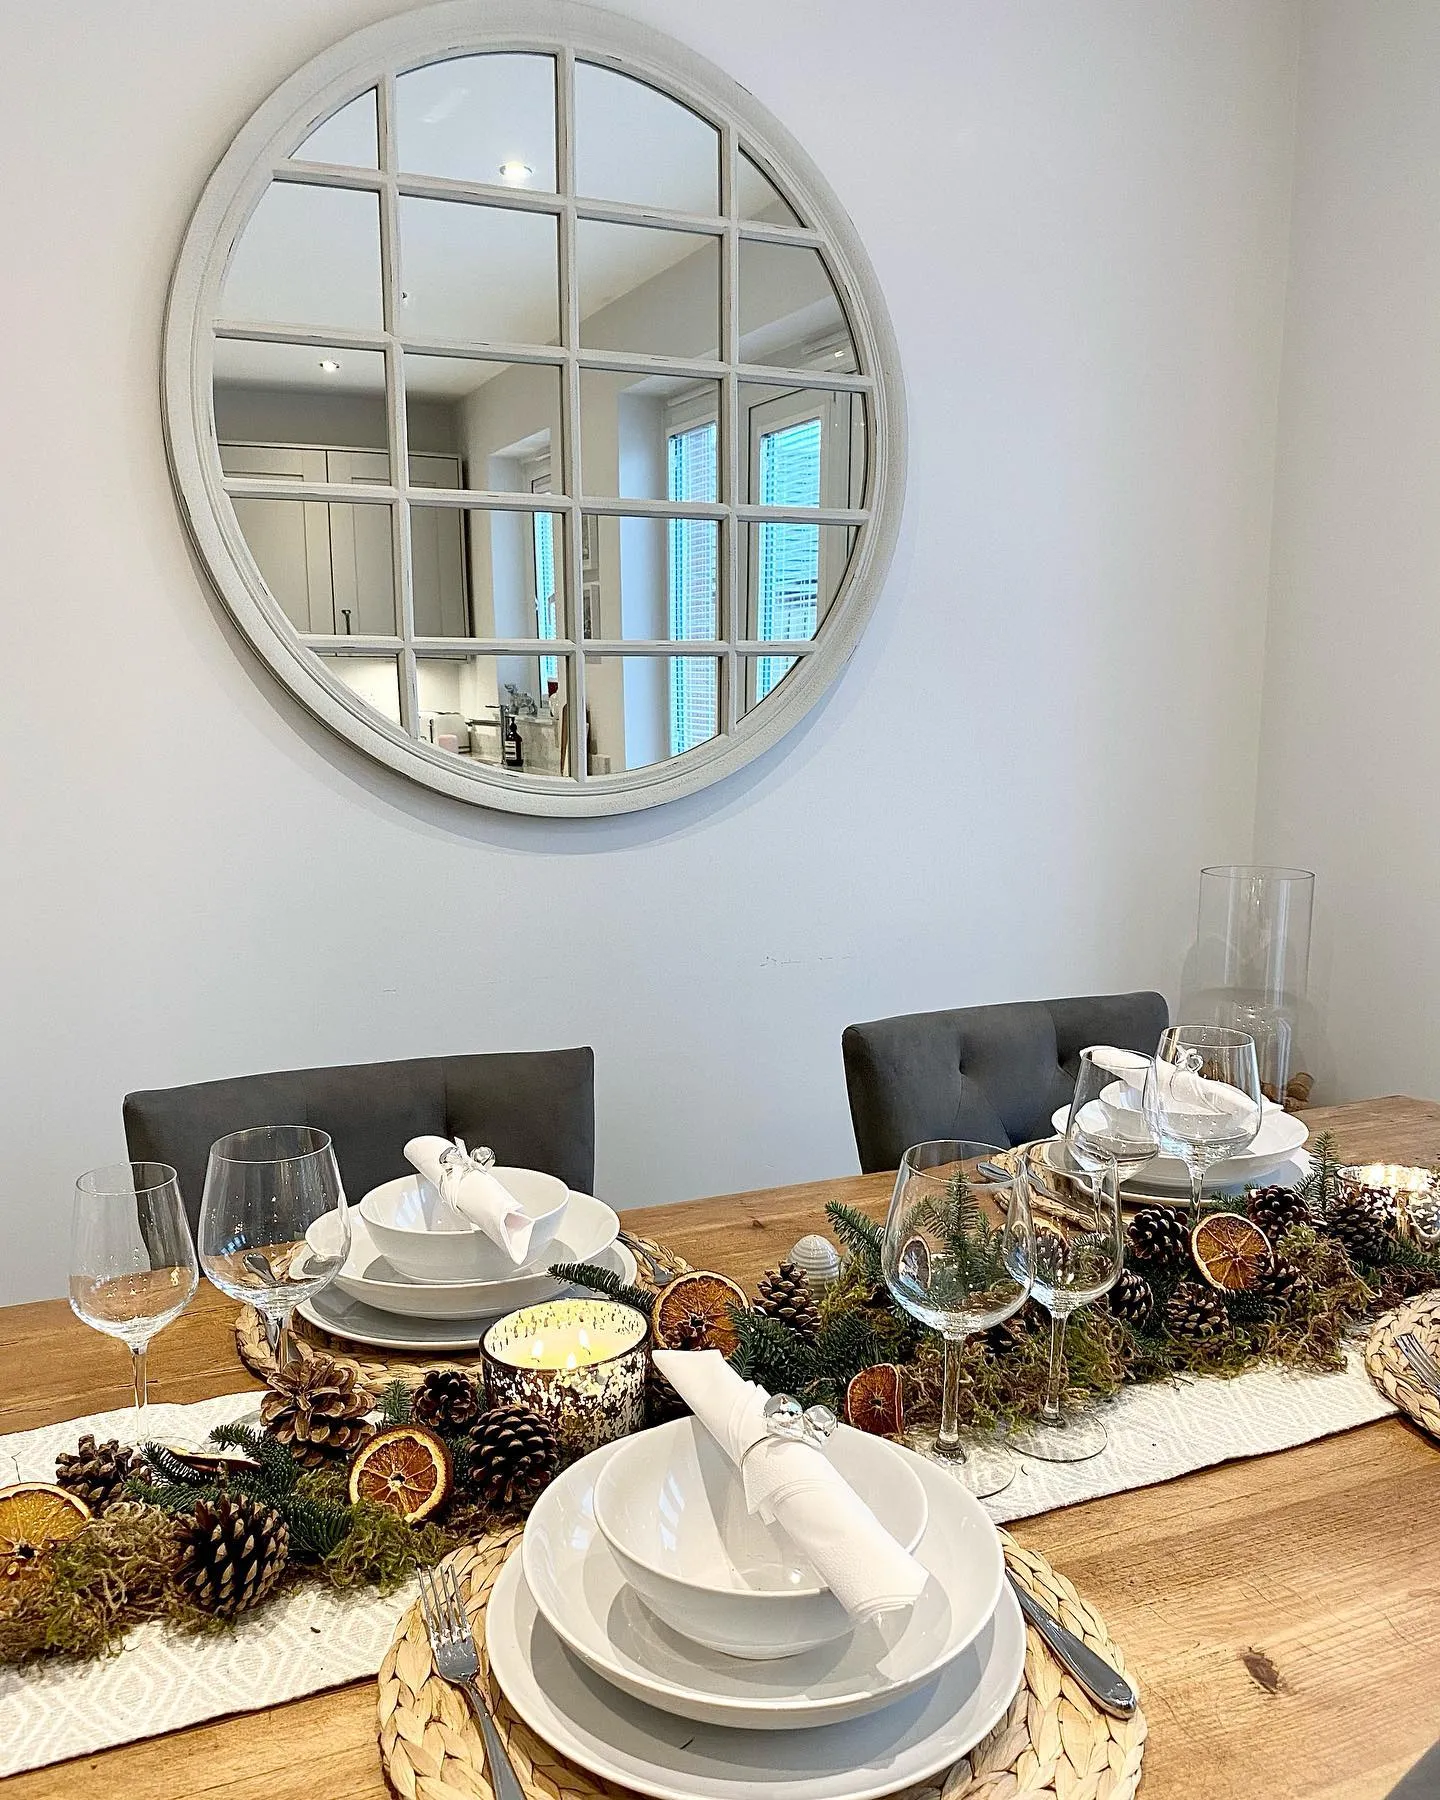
3 1094 1439 1800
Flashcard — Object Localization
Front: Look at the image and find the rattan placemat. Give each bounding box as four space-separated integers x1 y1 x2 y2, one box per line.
234 1235 688 1388
1364 1292 1440 1439
377 1530 1146 1800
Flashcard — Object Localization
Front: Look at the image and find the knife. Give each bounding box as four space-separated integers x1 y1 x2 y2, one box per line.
1007 1573 1138 1718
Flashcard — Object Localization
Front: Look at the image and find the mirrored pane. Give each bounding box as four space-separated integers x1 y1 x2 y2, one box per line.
417 653 572 773
412 504 566 640
575 62 719 215
582 514 719 643
742 521 856 646
579 371 718 500
292 91 378 168
396 55 557 192
586 655 720 772
215 340 390 480
737 150 802 228
218 473 397 635
222 183 382 331
316 652 401 724
738 240 854 370
577 222 719 359
400 198 559 345
407 355 565 493
743 382 867 510
741 652 802 716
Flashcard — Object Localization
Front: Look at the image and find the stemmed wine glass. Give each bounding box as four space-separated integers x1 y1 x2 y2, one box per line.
1009 1143 1123 1462
1143 1025 1263 1227
198 1125 349 1369
70 1162 199 1432
882 1140 1034 1498
1063 1047 1161 1189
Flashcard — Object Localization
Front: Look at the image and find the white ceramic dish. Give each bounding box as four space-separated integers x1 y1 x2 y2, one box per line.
293 1241 637 1351
1049 1097 1309 1189
488 1551 1025 1799
302 1194 619 1320
358 1170 569 1282
590 1418 928 1660
524 1436 1004 1729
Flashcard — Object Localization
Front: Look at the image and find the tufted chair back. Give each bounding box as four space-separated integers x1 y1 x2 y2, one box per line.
841 993 1168 1173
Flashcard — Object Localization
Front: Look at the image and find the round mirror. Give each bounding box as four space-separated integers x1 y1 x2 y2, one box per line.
165 1 905 814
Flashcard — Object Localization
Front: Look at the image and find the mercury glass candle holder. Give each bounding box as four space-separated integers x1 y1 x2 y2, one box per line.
482 1297 649 1460
1341 1164 1440 1249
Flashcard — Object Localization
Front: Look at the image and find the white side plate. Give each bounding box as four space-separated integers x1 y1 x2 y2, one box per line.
1049 1100 1309 1189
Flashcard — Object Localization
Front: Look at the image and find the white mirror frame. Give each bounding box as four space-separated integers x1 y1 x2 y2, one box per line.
164 0 906 815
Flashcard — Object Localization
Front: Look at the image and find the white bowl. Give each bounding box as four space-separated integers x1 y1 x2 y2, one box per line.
358 1170 568 1282
592 1417 929 1660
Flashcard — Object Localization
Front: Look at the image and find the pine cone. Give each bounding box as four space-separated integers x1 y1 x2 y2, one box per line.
412 1370 483 1435
1107 1268 1155 1329
1127 1206 1190 1273
172 1494 288 1617
1254 1257 1311 1308
1247 1186 1312 1244
754 1263 822 1342
259 1356 376 1467
1325 1189 1395 1267
466 1405 558 1511
54 1435 148 1513
646 1361 690 1427
1164 1279 1227 1343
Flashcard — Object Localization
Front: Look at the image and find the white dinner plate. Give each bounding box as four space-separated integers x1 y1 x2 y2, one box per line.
521 1435 1004 1730
293 1241 638 1351
301 1193 620 1320
1049 1098 1309 1189
487 1552 1025 1800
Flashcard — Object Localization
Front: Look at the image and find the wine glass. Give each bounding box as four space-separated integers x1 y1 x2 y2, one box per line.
198 1125 349 1368
1063 1047 1161 1189
881 1140 1034 1497
70 1162 199 1432
1143 1025 1263 1227
1009 1143 1123 1462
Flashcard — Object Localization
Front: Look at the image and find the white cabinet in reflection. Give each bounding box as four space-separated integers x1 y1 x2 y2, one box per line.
218 443 466 637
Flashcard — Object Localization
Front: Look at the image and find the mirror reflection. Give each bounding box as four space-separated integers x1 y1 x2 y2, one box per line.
396 55 557 191
743 380 867 509
410 504 566 641
743 521 856 646
586 655 720 772
407 355 565 494
221 182 382 331
739 240 854 369
318 652 402 723
582 513 719 642
579 371 719 500
292 91 378 168
575 62 719 214
418 653 571 774
578 221 719 359
400 198 559 345
738 150 801 227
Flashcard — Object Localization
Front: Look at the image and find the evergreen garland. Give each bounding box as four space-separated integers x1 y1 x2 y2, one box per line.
547 1260 657 1314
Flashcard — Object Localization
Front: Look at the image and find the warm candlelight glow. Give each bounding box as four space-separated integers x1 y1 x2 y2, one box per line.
483 1298 650 1457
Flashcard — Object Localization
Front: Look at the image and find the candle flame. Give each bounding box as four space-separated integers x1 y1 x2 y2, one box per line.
578 1327 591 1350
565 1352 578 1370
529 1336 544 1364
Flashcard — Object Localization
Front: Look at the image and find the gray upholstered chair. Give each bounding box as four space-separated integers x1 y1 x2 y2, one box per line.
841 994 1168 1173
123 1047 595 1231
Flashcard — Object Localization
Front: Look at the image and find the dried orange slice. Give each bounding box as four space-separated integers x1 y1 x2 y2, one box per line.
347 1425 452 1522
651 1272 749 1354
1192 1212 1272 1292
0 1483 90 1579
897 1235 931 1290
844 1364 905 1437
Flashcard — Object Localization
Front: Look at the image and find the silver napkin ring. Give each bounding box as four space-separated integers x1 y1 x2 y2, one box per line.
758 1392 838 1449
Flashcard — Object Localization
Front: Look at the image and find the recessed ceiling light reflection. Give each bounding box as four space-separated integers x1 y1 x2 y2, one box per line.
498 160 534 183
318 358 341 372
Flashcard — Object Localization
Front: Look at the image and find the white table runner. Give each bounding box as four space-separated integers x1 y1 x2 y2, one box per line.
0 1355 1395 1777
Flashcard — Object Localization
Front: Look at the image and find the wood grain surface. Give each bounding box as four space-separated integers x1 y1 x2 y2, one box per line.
3 1096 1439 1800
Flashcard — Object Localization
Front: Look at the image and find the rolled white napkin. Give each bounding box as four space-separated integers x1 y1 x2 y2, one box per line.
652 1349 928 1625
1086 1044 1256 1125
404 1136 533 1266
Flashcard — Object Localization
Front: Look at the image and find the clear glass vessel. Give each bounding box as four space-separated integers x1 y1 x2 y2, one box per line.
881 1140 1034 1497
1144 1025 1263 1227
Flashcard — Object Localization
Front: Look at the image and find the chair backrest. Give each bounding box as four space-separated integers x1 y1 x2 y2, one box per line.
123 1047 595 1231
841 993 1168 1172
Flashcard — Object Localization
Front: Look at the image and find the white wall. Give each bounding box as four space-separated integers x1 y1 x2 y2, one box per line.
0 0 1299 1302
1255 0 1440 1104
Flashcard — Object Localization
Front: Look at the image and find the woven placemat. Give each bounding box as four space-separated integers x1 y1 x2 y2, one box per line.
235 1235 688 1389
377 1529 1146 1800
1365 1292 1440 1439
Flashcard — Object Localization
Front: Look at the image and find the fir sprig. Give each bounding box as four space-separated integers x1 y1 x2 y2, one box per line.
548 1260 656 1313
825 1200 883 1283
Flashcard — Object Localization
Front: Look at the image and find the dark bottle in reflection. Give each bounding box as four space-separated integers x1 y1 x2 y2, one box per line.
503 713 524 769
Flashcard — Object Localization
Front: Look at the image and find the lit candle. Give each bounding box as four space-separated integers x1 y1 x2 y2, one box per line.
483 1298 649 1458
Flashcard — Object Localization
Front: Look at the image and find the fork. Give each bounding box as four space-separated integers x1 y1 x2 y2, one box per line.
417 1563 527 1800
1398 1331 1440 1396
